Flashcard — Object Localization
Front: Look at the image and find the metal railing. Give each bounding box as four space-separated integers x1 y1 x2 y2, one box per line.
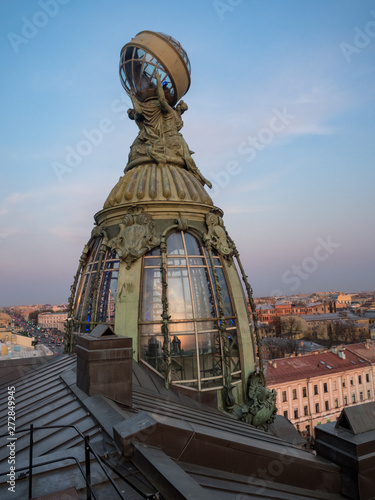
0 424 127 500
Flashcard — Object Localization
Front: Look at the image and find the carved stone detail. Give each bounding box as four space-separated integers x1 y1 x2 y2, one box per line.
107 206 159 269
241 372 277 430
204 212 233 258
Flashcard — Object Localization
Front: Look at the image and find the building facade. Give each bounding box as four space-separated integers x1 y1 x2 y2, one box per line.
38 312 68 330
256 301 334 324
266 348 375 436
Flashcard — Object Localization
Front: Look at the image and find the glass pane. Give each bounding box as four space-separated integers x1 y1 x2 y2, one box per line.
189 257 205 266
144 257 161 267
107 248 119 260
196 321 216 332
124 61 133 82
141 268 162 321
184 233 202 255
140 323 162 334
168 268 193 319
158 70 167 82
97 270 118 322
210 267 233 316
134 47 145 59
106 260 119 269
198 331 222 379
201 378 223 390
190 268 215 319
167 257 186 266
169 321 195 333
170 333 197 381
125 46 134 62
231 356 241 377
76 273 90 322
167 232 184 255
140 334 164 371
148 246 161 256
143 63 155 78
91 238 102 263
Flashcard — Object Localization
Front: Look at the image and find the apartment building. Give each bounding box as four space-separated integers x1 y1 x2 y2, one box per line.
266 347 375 436
256 301 334 325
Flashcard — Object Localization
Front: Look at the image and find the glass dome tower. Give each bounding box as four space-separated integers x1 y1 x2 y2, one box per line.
67 31 266 413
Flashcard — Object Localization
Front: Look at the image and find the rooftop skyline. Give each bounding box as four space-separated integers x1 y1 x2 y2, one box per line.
1 0 374 305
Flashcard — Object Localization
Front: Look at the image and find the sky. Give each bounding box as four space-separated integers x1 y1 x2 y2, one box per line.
1 0 374 306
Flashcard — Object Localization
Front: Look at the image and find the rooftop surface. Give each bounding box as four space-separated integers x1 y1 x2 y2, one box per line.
346 342 375 364
0 354 345 499
266 349 371 385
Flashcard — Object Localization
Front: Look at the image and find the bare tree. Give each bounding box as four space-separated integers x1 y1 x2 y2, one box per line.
281 317 303 339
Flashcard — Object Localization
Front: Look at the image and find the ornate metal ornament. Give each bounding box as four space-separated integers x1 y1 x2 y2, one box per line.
204 212 233 258
107 206 158 269
242 372 277 430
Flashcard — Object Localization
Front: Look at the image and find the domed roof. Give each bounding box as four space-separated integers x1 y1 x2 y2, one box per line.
104 162 213 208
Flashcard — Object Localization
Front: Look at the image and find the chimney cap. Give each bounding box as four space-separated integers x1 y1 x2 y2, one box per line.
89 324 117 338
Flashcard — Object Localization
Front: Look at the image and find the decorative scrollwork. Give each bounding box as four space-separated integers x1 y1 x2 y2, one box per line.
107 206 159 269
241 372 277 430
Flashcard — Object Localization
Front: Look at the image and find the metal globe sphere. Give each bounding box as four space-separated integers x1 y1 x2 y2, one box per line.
119 31 191 106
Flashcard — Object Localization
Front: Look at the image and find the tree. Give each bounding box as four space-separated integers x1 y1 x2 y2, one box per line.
29 309 54 325
281 317 303 339
28 310 40 325
274 317 282 337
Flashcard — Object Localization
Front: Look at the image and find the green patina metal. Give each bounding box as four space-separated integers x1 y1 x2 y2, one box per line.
160 237 171 389
232 245 264 378
205 240 234 410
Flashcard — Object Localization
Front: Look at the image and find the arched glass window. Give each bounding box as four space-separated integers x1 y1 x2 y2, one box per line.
74 240 120 332
139 231 241 391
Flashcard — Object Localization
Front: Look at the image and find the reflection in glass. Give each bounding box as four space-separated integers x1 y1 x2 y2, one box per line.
141 268 162 322
168 269 193 320
140 334 164 372
74 240 120 331
98 270 118 323
139 231 240 391
167 232 184 255
170 333 197 381
190 268 214 319
185 232 202 255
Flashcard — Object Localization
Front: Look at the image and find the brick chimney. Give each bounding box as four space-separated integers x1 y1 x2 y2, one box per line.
75 325 132 406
